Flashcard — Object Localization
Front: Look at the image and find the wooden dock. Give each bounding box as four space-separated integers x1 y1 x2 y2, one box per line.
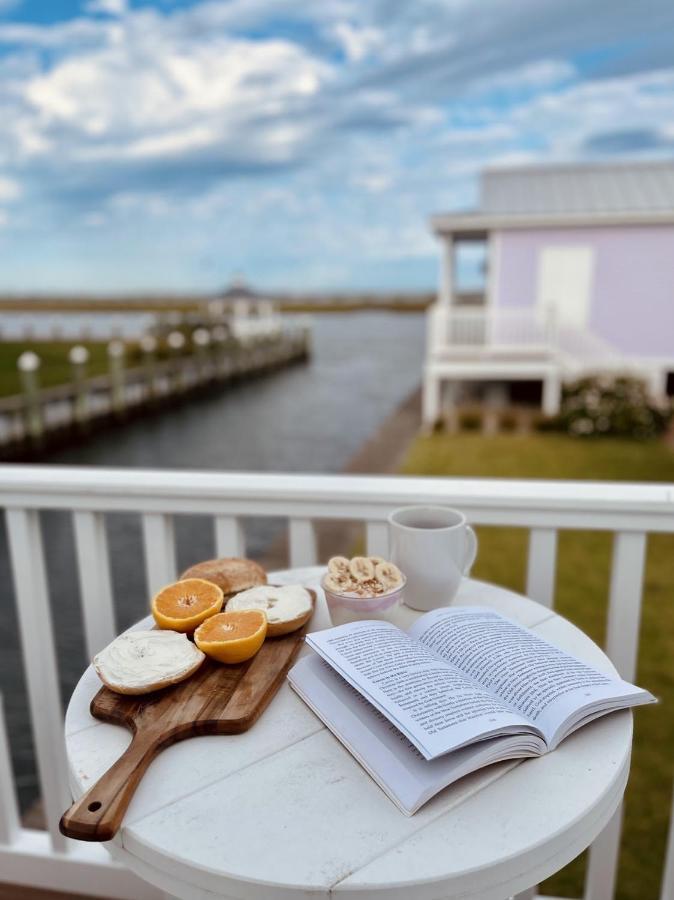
0 328 309 460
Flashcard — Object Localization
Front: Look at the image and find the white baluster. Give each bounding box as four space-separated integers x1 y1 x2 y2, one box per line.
661 785 674 900
605 531 646 681
214 516 246 557
289 518 318 568
366 521 389 559
142 513 177 595
5 508 71 852
73 511 116 658
586 531 646 900
0 693 20 846
586 805 624 900
525 528 558 608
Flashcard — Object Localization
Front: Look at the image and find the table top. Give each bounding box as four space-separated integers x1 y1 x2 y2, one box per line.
64 569 632 900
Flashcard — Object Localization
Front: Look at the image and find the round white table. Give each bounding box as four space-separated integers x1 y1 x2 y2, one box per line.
64 568 633 900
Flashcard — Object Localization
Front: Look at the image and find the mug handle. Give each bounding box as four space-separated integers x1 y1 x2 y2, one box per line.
463 526 478 575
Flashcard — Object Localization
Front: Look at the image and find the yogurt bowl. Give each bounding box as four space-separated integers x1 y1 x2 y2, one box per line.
321 573 406 626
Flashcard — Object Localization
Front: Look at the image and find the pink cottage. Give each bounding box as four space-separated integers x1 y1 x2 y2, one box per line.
423 160 674 426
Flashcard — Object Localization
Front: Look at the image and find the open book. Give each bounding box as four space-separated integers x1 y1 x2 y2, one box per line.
288 607 654 815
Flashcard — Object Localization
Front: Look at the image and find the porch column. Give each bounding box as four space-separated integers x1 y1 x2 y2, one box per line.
542 370 561 416
422 367 441 431
439 235 454 306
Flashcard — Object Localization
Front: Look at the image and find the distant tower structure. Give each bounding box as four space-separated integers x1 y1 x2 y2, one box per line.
213 276 280 341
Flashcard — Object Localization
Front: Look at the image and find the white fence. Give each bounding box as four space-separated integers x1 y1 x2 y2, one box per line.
0 466 673 899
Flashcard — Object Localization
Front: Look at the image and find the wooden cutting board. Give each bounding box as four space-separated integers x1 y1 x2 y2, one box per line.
60 592 314 842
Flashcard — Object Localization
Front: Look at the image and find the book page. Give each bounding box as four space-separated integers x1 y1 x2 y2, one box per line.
288 655 545 815
305 620 538 760
409 607 652 744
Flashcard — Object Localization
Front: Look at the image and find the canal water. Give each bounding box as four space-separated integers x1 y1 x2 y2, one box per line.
0 311 425 810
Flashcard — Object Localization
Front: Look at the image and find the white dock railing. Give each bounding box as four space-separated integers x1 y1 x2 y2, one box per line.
0 465 673 899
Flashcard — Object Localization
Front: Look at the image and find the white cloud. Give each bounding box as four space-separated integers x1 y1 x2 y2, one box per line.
0 176 20 201
85 0 128 15
330 22 382 62
16 24 331 170
0 0 672 291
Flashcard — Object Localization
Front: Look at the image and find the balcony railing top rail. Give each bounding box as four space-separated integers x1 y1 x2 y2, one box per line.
1 464 673 523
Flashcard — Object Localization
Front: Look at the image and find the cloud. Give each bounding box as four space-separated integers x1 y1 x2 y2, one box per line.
0 176 21 201
85 0 128 15
583 127 674 154
0 0 672 291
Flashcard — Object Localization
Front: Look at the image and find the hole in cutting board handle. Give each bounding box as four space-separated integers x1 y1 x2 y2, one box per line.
88 801 102 812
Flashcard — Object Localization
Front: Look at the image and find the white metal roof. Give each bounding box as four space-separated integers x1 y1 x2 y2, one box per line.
431 159 674 233
481 160 674 215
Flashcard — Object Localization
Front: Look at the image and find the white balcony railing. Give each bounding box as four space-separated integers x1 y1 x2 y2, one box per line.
428 304 626 369
0 465 673 899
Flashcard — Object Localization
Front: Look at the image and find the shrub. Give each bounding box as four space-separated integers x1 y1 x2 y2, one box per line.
500 411 518 432
532 412 559 432
458 409 482 431
556 375 672 440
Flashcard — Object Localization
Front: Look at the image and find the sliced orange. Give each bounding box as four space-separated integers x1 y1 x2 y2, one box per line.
194 609 267 664
151 578 224 633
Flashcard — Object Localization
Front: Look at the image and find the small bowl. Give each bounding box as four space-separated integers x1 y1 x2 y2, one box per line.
321 574 406 626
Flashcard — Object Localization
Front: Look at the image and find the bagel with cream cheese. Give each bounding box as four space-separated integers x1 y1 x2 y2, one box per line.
93 630 205 695
226 584 314 636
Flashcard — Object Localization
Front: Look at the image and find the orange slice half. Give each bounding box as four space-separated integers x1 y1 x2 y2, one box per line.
151 578 224 633
194 609 267 664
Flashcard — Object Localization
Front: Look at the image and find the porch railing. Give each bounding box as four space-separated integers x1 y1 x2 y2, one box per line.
428 304 626 369
0 465 673 899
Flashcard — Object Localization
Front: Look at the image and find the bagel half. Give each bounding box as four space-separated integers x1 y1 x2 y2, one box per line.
226 584 315 637
94 630 205 695
180 557 267 597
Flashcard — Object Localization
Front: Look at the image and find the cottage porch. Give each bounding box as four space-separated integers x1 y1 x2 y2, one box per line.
421 303 668 428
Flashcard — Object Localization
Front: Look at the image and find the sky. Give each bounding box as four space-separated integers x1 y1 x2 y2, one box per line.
0 0 673 294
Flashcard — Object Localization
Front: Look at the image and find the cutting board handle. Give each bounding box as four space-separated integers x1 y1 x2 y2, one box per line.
60 731 158 842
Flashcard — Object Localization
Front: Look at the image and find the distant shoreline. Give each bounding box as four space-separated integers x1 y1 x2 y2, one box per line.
0 294 434 314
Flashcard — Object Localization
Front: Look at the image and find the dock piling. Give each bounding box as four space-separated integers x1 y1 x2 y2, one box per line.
167 331 187 394
107 340 126 416
68 345 90 428
140 335 158 400
17 351 43 443
192 328 212 384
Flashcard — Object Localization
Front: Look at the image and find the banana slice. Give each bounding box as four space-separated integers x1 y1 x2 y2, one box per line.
328 556 351 577
324 573 349 593
349 556 375 582
368 556 385 566
375 561 403 590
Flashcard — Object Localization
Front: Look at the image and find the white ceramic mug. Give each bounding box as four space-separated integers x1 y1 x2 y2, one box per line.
388 505 478 611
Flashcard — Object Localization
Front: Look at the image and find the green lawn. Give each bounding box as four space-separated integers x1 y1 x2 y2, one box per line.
400 433 674 900
0 341 151 398
0 341 113 398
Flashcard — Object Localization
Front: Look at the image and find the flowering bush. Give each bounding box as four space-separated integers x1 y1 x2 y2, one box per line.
556 376 672 439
